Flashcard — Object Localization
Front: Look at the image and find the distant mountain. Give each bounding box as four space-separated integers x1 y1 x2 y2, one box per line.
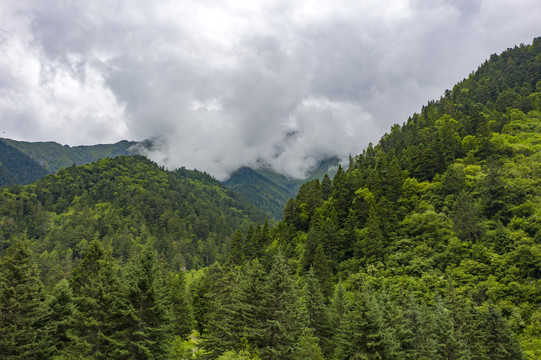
0 138 138 174
224 157 340 219
0 141 49 186
0 136 342 219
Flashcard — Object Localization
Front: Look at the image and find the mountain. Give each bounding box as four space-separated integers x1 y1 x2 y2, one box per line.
0 155 267 272
273 37 541 358
1 38 540 360
223 157 340 219
0 138 138 174
0 141 49 186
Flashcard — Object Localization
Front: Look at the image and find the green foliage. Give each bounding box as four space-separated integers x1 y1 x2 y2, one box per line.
1 38 540 360
224 158 340 220
0 237 47 359
0 155 266 272
44 279 75 358
0 140 48 186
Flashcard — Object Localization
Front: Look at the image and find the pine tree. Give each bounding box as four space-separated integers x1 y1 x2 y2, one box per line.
262 252 302 360
122 244 173 359
334 288 398 360
0 237 48 359
355 202 385 264
300 268 332 356
312 244 333 300
244 224 256 259
321 174 332 201
293 329 325 360
200 264 241 359
231 259 268 352
168 270 194 339
229 229 245 266
45 279 75 358
68 240 129 359
480 304 524 360
431 297 471 360
329 281 346 331
397 293 438 360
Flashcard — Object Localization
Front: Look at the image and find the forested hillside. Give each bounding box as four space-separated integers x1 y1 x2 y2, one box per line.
0 141 48 186
1 38 540 359
194 38 541 359
224 158 340 219
0 156 266 273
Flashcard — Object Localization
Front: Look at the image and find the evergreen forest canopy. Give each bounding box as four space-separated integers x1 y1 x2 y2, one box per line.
1 37 541 359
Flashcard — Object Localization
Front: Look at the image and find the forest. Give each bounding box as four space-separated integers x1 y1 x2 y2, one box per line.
0 38 540 359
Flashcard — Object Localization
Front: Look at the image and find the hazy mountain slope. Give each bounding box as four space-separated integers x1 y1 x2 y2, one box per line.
0 141 48 186
224 167 293 219
224 157 341 219
0 138 138 173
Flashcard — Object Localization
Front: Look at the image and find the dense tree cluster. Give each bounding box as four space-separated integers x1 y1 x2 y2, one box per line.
1 38 540 359
0 156 266 272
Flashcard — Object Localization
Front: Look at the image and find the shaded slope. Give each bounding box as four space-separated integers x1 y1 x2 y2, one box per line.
224 157 341 219
0 141 48 186
224 167 293 219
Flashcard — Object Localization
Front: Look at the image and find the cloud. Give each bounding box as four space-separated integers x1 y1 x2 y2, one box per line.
0 0 539 179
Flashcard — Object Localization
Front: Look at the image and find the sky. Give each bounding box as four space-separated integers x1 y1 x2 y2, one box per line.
0 1 539 179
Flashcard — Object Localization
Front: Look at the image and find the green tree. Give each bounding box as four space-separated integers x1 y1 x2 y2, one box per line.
229 229 245 266
68 240 129 359
45 279 75 358
168 270 194 339
312 244 333 300
293 329 325 360
123 244 173 359
335 288 399 360
231 259 268 352
0 237 47 359
262 252 302 360
481 304 524 360
300 268 331 355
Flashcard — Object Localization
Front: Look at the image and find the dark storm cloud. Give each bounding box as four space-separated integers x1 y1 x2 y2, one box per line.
0 0 539 178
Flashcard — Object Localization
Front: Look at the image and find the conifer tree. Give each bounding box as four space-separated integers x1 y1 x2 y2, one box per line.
45 279 75 358
300 268 332 356
168 270 194 339
312 244 333 299
69 240 129 359
200 264 241 358
431 297 471 360
0 237 47 359
262 252 302 360
329 281 346 331
321 174 332 201
229 229 245 266
397 293 438 360
480 304 524 360
293 329 325 360
231 259 268 352
122 244 173 359
355 202 385 264
334 289 398 360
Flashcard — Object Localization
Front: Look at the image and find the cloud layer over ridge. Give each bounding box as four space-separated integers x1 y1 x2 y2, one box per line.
1 0 539 179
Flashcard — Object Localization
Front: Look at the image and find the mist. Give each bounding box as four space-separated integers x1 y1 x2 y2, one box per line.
1 0 539 179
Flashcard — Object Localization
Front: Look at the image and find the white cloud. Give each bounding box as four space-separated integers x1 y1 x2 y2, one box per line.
0 0 539 177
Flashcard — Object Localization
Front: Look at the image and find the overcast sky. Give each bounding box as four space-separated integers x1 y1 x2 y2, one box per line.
0 1 539 179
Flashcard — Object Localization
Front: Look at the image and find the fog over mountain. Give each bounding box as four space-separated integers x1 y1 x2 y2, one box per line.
1 0 539 179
